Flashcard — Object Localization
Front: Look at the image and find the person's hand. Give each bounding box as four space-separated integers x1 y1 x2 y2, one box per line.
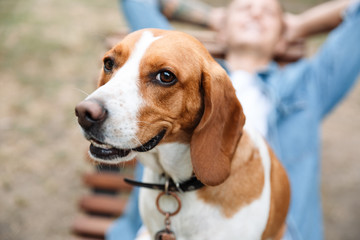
208 7 226 31
275 13 306 62
283 13 304 42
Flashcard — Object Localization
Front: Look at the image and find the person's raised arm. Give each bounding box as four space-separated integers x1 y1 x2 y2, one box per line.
306 0 360 117
275 0 351 64
121 0 172 31
159 0 225 30
285 0 350 41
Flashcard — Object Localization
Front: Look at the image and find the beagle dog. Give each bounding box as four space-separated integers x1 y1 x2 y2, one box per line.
75 29 290 240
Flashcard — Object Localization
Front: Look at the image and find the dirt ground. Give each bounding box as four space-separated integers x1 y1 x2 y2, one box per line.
0 0 359 239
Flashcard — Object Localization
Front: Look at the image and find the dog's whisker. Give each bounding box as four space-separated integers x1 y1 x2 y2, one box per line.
132 136 145 150
74 87 90 96
120 161 128 169
133 136 143 146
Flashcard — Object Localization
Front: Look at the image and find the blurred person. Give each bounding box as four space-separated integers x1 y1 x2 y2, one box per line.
105 0 360 239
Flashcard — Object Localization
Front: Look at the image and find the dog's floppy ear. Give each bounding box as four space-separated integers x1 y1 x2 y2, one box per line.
190 61 246 186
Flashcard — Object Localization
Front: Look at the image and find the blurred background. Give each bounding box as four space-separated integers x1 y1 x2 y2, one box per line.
0 0 359 239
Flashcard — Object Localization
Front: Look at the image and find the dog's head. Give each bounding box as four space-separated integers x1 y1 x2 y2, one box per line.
75 29 245 186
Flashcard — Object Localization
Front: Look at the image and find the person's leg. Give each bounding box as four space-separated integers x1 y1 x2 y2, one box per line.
120 0 172 31
106 163 144 240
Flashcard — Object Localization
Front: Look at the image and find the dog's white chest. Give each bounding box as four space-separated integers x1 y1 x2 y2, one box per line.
139 186 269 240
138 129 272 240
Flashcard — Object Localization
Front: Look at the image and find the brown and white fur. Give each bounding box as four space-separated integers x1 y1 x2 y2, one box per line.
75 29 290 240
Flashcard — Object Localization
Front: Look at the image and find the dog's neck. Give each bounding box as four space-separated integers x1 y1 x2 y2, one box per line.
136 142 193 183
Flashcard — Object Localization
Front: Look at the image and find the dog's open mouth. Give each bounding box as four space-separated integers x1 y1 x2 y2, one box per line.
88 129 166 161
90 141 131 160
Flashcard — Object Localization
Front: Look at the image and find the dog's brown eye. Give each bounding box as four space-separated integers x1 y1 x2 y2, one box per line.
156 71 177 85
103 58 114 73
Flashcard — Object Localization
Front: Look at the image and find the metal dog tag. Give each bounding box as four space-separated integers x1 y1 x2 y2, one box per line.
155 229 176 240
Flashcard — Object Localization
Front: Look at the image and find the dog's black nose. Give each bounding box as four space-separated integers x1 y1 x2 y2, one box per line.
75 100 107 130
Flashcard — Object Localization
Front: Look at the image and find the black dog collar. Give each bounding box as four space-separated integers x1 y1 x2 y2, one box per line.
124 175 204 192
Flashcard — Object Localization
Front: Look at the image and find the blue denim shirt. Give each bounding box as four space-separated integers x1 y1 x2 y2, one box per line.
107 1 360 239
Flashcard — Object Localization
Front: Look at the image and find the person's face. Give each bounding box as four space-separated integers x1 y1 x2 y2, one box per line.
221 0 283 56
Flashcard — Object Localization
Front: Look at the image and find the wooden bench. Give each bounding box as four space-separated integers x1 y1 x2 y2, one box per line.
71 158 136 240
